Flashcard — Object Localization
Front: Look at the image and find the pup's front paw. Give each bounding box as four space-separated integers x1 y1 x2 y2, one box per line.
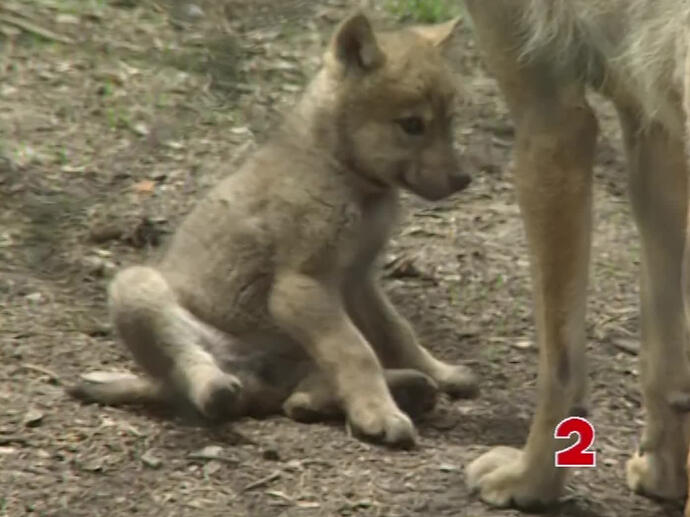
434 363 479 398
466 446 563 510
282 391 338 422
385 369 439 418
348 400 416 448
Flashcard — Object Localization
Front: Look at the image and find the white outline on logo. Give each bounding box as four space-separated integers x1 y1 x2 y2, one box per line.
554 416 596 468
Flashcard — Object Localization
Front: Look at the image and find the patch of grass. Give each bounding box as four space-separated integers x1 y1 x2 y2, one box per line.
98 81 115 98
56 146 68 166
104 106 132 131
385 0 461 23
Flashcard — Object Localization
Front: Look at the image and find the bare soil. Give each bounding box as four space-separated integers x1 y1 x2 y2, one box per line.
0 1 684 516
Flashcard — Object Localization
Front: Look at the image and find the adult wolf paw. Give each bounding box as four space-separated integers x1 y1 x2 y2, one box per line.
627 449 687 500
466 446 562 510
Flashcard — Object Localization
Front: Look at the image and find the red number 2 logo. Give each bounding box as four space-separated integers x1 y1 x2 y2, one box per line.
554 417 596 467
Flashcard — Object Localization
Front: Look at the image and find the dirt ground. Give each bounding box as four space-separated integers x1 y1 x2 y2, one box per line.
0 1 686 516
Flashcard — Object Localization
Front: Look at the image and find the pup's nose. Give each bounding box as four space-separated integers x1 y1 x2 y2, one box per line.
450 172 471 192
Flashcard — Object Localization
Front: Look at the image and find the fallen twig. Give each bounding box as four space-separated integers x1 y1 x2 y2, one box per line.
0 13 74 45
21 363 61 384
241 470 280 492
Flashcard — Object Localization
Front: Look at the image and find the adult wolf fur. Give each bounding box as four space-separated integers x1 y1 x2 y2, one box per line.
68 12 478 448
463 0 690 511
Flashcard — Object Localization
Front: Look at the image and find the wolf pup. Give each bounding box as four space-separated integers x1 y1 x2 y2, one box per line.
69 12 476 447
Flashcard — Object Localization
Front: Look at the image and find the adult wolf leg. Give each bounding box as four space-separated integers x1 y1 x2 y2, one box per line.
616 107 690 500
464 2 597 509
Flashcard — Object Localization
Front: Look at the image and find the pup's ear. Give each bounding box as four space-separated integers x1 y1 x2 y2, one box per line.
328 12 385 74
409 17 461 51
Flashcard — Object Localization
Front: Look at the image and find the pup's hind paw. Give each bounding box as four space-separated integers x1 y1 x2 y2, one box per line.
189 371 243 421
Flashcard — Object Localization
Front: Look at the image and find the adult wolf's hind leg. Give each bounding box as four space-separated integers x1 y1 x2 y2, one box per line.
617 108 690 500
108 266 243 420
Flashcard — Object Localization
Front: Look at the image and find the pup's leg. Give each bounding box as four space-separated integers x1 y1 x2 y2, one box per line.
269 272 416 447
67 371 169 406
463 2 597 509
617 108 690 500
106 266 243 420
283 368 439 422
346 275 478 398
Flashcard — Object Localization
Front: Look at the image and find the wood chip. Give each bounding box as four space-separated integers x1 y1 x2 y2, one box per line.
132 179 155 194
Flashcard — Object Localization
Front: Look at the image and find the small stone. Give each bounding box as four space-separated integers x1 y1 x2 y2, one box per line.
81 458 103 472
141 449 162 469
133 122 149 136
184 4 205 20
23 409 44 427
438 463 458 472
189 445 223 460
35 449 51 459
25 292 44 304
284 459 302 472
512 340 532 349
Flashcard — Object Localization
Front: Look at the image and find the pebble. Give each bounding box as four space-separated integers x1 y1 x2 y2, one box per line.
23 409 44 427
141 449 163 469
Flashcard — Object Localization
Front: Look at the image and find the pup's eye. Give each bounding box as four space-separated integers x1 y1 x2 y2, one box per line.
396 117 425 136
